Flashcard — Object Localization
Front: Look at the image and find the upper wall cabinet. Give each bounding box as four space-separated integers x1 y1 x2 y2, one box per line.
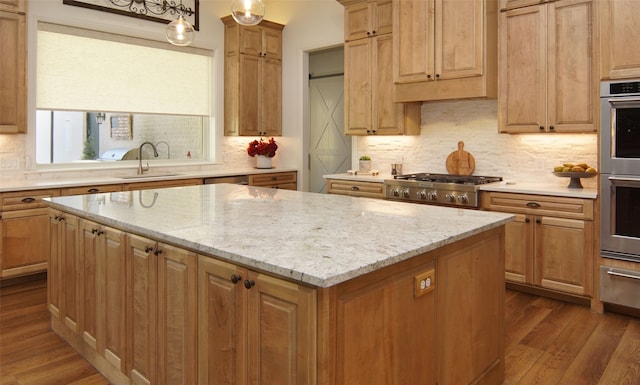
223 16 284 137
339 0 421 136
498 0 597 134
0 0 26 134
393 0 498 103
600 0 640 80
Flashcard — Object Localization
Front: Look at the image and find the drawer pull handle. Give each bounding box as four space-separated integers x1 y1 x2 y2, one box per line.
88 188 99 193
526 202 541 208
607 270 640 281
271 177 277 181
350 186 360 191
21 197 36 203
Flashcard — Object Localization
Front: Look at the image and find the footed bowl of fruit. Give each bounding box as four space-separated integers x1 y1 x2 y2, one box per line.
552 163 597 189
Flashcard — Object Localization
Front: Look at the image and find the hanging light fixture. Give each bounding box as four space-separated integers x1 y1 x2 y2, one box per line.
166 13 195 46
231 0 265 26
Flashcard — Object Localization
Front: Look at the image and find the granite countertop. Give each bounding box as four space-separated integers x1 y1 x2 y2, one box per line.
323 173 598 199
0 167 297 193
46 184 513 288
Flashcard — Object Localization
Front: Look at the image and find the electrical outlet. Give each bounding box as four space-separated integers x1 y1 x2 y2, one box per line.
414 269 435 297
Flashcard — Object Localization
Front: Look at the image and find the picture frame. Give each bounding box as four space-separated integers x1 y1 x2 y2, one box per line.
62 0 199 31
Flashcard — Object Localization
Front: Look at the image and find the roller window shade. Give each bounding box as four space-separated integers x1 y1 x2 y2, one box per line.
36 24 212 116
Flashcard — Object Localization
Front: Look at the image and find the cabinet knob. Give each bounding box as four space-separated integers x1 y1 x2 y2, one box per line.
526 202 541 208
536 219 541 224
549 125 555 131
231 274 242 284
244 279 255 289
154 248 163 256
145 246 154 253
92 228 99 234
350 186 360 191
539 126 545 131
427 74 432 80
435 73 440 79
88 188 99 193
21 197 36 203
525 218 530 223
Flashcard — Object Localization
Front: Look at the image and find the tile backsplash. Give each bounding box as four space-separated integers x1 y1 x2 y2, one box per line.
357 99 598 187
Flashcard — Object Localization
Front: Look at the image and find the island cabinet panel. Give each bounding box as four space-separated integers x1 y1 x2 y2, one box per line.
78 219 127 371
48 210 80 333
198 256 317 385
126 235 197 385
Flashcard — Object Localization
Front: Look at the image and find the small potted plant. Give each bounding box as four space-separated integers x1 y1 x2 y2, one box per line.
247 137 278 168
359 155 371 172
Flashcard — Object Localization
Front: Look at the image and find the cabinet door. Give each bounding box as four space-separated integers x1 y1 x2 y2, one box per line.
504 214 533 284
239 26 263 57
344 38 372 135
237 55 261 136
260 57 282 136
102 225 127 370
0 10 26 134
79 220 100 350
374 0 393 36
198 257 247 385
127 234 158 385
262 27 282 60
535 216 593 296
156 243 197 385
0 208 49 278
374 34 402 135
394 0 434 84
344 1 370 41
547 0 596 133
498 4 547 133
247 271 316 385
436 0 484 80
48 210 63 319
61 214 80 334
600 0 640 80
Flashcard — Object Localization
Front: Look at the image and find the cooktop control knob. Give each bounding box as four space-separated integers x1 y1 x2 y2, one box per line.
391 188 400 197
428 191 438 201
445 193 456 202
418 190 427 200
458 194 469 204
401 189 411 198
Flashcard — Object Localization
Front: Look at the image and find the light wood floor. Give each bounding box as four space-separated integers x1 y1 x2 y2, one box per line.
2 278 640 385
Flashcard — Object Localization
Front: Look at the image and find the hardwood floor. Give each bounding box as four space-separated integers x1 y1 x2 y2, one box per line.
1 278 640 385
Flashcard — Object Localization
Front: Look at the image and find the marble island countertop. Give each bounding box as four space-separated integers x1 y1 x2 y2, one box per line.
46 184 513 288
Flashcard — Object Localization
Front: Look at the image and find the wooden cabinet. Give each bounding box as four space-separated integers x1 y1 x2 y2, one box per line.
127 234 197 385
0 189 59 278
48 210 80 331
341 0 421 135
248 171 297 190
393 0 498 102
599 0 640 80
342 0 392 42
79 219 126 371
198 256 316 385
498 0 597 133
326 178 384 198
222 16 284 137
480 191 594 297
0 0 26 134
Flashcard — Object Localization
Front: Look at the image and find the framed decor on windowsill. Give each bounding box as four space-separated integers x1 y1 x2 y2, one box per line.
62 0 200 31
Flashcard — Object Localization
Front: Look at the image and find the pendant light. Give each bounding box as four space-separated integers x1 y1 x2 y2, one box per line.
231 0 265 26
166 14 195 46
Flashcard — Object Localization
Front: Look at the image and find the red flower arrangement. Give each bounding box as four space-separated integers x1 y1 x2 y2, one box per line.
247 137 278 157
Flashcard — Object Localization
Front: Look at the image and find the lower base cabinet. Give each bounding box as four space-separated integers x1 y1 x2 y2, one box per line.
198 257 316 385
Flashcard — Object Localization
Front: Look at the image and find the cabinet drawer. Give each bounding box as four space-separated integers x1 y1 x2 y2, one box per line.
600 266 640 310
479 192 593 220
0 189 60 211
249 172 297 186
327 179 385 199
61 184 122 196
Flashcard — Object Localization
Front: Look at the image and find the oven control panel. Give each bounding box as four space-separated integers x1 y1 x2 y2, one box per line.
385 184 478 207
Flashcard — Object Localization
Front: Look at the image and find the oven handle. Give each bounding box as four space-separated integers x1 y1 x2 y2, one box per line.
606 270 640 281
608 176 640 183
607 97 640 106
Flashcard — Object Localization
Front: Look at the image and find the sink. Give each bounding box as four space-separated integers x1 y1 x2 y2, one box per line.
119 173 182 179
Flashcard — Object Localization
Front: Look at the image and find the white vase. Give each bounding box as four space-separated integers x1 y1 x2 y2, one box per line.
359 160 371 172
256 155 273 169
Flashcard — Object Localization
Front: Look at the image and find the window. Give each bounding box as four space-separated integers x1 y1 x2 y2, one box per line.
35 23 213 166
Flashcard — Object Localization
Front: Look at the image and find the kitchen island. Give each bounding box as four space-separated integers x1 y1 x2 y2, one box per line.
46 184 513 385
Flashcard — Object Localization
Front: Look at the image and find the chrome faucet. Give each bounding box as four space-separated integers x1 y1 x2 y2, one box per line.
137 141 159 175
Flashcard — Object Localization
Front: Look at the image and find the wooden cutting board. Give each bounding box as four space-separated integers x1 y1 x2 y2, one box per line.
445 141 475 175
